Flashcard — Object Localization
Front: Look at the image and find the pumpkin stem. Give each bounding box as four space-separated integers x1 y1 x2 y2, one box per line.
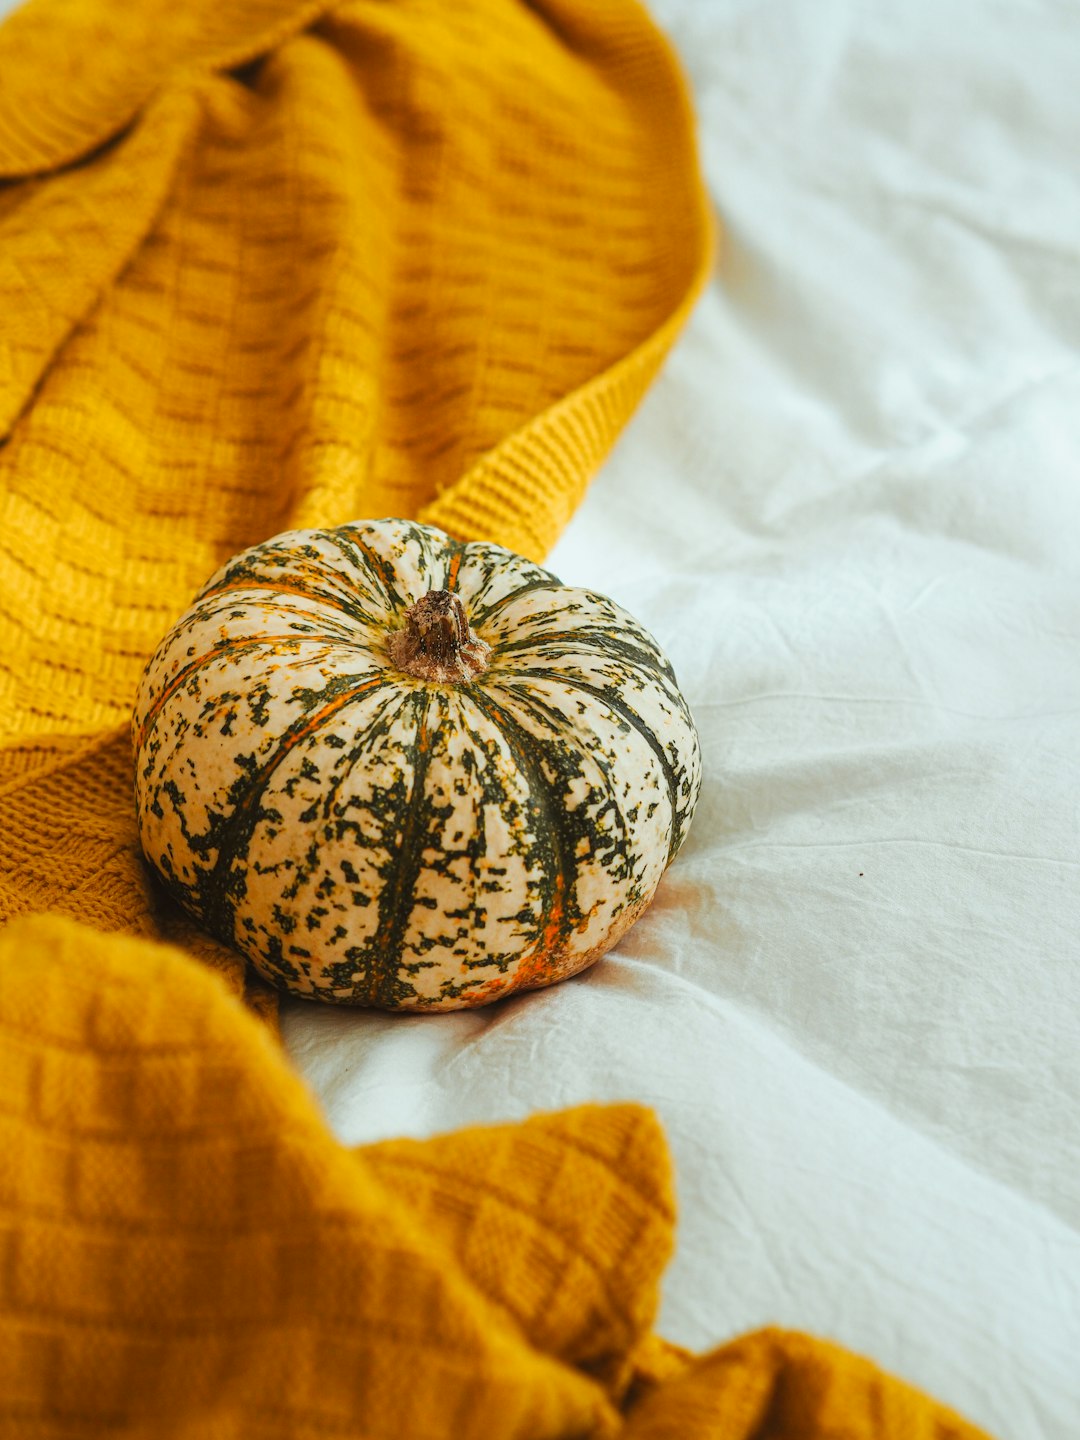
387 589 490 683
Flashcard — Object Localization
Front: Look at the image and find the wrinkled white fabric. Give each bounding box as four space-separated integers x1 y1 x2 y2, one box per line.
284 2 1080 1436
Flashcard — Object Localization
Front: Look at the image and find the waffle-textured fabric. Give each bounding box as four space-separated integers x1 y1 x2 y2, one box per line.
1 916 991 1438
0 0 992 1434
0 0 710 742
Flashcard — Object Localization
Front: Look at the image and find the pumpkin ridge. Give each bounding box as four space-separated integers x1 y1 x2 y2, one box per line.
490 629 676 682
194 575 381 628
463 687 576 969
192 673 395 943
441 691 574 1002
366 689 438 1008
499 670 688 864
135 632 365 750
315 688 409 829
444 696 533 989
469 575 565 628
259 685 418 997
333 527 416 612
454 552 557 617
486 680 636 895
190 587 365 642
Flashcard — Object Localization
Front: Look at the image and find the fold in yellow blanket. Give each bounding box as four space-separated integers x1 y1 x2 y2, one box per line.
0 0 989 1434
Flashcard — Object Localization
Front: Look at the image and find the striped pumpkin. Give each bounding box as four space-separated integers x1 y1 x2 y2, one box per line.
132 519 701 1010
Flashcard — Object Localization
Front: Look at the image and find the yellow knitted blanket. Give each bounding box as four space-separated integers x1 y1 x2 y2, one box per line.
0 0 991 1434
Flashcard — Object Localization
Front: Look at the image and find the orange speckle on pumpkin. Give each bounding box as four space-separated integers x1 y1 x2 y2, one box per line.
541 873 566 953
444 550 463 591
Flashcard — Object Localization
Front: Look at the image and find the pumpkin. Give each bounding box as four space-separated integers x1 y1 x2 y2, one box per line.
132 518 701 1010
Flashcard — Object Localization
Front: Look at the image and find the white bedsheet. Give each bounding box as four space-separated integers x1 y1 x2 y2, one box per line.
283 2 1080 1435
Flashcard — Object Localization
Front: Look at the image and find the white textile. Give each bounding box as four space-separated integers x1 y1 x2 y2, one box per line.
283 3 1080 1436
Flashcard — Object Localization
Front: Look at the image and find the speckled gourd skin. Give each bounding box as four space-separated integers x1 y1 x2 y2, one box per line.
131 519 701 1010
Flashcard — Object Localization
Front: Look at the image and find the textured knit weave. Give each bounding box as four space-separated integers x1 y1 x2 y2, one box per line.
0 0 992 1435
0 0 711 740
1 916 991 1439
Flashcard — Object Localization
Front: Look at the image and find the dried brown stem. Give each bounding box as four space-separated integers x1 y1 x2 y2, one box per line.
387 590 490 683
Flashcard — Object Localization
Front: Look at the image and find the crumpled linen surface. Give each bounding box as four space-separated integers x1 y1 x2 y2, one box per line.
0 0 991 1434
281 1 1080 1436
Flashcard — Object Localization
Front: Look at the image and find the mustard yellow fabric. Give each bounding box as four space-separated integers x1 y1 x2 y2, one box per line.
0 0 711 741
1 916 990 1438
0 0 993 1435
